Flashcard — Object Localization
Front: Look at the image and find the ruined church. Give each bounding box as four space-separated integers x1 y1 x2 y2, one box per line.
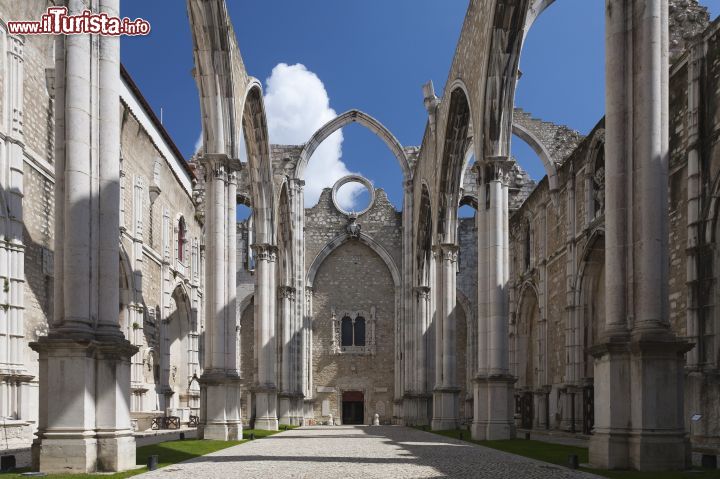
1 0 719 474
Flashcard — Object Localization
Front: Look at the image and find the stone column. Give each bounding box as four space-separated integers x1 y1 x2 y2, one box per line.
399 179 414 423
289 178 305 425
431 244 460 431
417 286 432 425
590 0 690 471
253 244 279 431
303 286 314 420
685 41 703 370
31 0 136 473
278 285 295 426
472 161 515 441
198 155 242 441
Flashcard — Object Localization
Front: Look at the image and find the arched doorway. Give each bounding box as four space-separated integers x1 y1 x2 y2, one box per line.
514 284 542 430
574 232 604 434
163 286 198 422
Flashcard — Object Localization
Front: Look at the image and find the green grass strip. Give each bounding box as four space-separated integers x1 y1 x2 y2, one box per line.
414 427 720 479
1 426 297 478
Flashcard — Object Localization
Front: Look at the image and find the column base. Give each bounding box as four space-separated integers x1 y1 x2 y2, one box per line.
278 393 305 426
30 336 138 474
403 393 431 426
278 394 292 426
471 375 515 440
97 434 136 472
559 386 583 433
590 333 691 471
198 372 242 441
431 387 460 431
32 437 97 474
254 387 279 431
290 395 305 426
303 399 314 423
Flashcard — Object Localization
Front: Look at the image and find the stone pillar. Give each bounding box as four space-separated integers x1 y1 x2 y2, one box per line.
31 0 137 473
417 286 432 425
278 285 295 426
590 0 690 470
472 161 515 441
303 286 314 421
399 179 414 423
431 244 460 431
253 244 279 431
198 156 242 441
685 40 704 371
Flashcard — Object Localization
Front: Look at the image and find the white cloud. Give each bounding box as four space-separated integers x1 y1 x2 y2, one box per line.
263 63 362 208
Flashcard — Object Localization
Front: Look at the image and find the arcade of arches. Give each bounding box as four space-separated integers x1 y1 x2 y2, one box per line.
2 0 720 474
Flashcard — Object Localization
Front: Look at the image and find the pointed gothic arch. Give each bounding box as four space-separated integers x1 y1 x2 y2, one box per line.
437 87 473 244
307 232 400 288
188 1 276 244
297 110 411 182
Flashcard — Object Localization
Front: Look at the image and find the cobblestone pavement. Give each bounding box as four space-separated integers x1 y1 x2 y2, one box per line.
137 426 603 478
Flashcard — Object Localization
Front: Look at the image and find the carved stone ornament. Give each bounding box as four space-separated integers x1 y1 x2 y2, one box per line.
347 214 362 239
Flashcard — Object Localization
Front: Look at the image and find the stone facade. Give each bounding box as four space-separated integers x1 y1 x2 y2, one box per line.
505 1 720 464
3 0 720 473
0 1 205 462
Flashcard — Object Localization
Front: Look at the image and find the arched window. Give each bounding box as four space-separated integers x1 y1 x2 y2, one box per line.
354 317 366 346
177 217 187 262
341 316 353 347
332 309 377 355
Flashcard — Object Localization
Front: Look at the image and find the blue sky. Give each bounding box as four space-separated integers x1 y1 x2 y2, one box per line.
121 1 720 211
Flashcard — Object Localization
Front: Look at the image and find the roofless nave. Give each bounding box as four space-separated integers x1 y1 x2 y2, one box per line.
0 0 718 474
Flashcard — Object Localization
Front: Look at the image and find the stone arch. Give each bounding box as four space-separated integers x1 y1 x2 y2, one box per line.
296 110 411 181
187 1 276 244
164 285 195 416
437 87 473 244
574 229 605 380
459 142 476 192
242 82 276 244
415 183 433 286
511 123 559 191
482 0 531 160
514 281 542 390
276 183 293 286
307 233 400 289
523 0 556 45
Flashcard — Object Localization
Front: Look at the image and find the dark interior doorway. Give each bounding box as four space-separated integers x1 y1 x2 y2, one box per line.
519 391 534 429
342 390 365 425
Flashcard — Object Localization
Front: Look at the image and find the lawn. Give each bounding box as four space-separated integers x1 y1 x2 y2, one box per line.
417 428 720 479
0 426 297 478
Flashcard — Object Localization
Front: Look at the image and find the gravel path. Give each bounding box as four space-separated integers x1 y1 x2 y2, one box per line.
137 425 603 478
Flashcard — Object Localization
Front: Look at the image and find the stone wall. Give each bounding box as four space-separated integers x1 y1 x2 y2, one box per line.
506 13 720 443
304 187 401 424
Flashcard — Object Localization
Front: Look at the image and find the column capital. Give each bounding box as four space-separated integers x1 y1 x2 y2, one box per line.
278 285 296 300
290 178 305 191
414 286 431 299
251 243 278 262
403 178 414 192
432 243 459 261
478 156 514 186
199 153 243 173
